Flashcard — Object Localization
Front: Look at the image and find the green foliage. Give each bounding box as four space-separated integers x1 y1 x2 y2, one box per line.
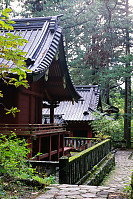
0 133 56 182
0 8 29 88
0 133 33 179
0 90 3 97
5 107 20 117
32 175 56 185
110 90 125 114
91 112 123 142
0 8 31 116
0 133 56 198
120 54 133 65
123 184 131 198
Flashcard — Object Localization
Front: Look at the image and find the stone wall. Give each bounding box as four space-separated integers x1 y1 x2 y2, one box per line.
85 152 115 186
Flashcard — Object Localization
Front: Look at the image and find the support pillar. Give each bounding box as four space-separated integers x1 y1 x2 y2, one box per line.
49 135 51 161
50 104 54 124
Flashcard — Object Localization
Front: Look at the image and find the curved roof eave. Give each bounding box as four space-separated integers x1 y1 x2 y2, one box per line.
58 35 81 102
28 19 81 102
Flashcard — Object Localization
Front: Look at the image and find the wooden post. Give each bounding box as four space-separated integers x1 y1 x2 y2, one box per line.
50 104 54 123
66 138 69 147
85 140 88 149
62 133 65 156
81 140 84 151
89 140 92 147
49 135 51 161
57 133 60 160
29 95 31 123
70 139 73 147
74 139 76 149
59 156 69 184
78 140 80 151
38 136 41 161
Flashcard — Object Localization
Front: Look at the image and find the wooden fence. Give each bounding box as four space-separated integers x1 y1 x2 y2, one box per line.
64 137 97 151
59 139 111 184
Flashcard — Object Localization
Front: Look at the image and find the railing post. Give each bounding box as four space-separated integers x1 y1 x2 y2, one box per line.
66 138 69 147
81 140 84 151
89 140 92 147
78 140 80 151
85 140 88 149
74 139 76 149
59 156 69 184
70 139 73 147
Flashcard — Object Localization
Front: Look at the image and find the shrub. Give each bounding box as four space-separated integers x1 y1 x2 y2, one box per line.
0 133 56 185
91 112 123 142
0 133 34 179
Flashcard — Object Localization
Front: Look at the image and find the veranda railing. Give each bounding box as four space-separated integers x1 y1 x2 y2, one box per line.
64 137 97 151
0 124 67 161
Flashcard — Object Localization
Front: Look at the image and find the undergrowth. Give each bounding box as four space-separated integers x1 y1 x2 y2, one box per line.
0 133 56 198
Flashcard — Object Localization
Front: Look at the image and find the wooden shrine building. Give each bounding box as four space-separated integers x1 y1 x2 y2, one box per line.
0 16 81 161
43 85 101 138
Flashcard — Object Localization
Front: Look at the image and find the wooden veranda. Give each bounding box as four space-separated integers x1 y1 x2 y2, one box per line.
0 124 67 161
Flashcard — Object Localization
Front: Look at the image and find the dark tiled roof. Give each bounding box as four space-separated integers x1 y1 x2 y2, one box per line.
0 16 80 102
42 85 100 122
0 16 61 75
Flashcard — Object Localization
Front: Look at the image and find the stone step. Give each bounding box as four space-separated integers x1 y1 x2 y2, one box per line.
35 184 127 199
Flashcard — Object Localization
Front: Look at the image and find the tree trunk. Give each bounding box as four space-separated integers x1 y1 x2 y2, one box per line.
124 0 131 148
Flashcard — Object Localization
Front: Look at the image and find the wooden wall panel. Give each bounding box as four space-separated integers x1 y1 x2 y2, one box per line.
0 79 43 125
0 85 18 124
30 96 35 124
67 122 93 139
17 92 30 123
88 125 92 138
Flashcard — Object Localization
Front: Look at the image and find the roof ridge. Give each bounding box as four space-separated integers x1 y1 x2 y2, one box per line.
13 15 63 23
76 85 99 91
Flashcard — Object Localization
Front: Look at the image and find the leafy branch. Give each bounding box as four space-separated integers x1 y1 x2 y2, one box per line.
0 8 30 116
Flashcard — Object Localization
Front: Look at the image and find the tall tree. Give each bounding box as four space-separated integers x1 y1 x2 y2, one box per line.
124 0 132 148
0 0 13 9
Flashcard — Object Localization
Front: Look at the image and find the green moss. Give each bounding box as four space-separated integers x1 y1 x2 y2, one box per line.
131 173 133 188
85 153 115 186
69 139 110 163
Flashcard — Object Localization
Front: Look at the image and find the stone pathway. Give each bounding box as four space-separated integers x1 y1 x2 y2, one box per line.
102 149 133 192
36 149 133 199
